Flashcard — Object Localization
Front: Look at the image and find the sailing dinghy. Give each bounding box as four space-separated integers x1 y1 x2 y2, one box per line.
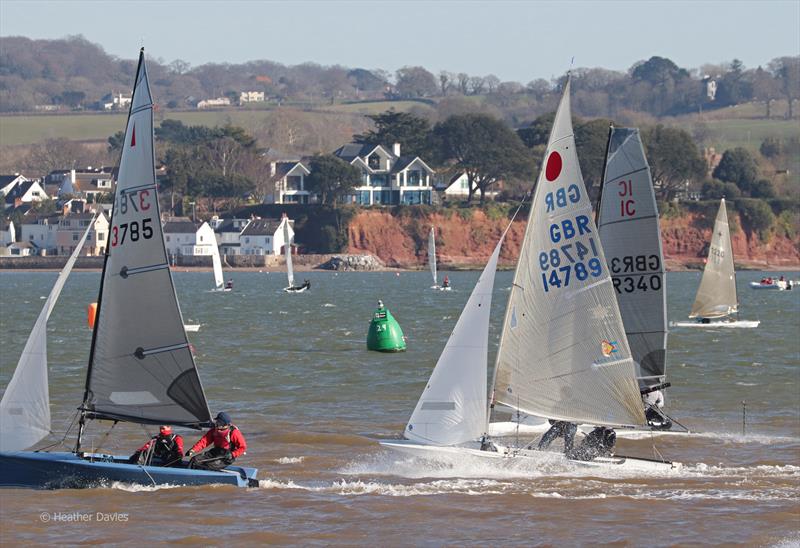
671 199 759 328
381 79 679 472
428 227 451 291
210 240 230 292
0 50 257 489
282 217 309 293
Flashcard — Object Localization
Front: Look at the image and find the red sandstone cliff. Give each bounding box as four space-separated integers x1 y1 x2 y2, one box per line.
347 209 800 270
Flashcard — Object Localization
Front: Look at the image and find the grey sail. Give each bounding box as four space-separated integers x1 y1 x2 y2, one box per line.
0 219 94 451
83 50 212 427
598 128 667 387
429 227 437 286
491 79 645 428
689 199 738 319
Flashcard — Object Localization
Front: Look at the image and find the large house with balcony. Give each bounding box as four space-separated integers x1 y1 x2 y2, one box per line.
264 161 313 205
333 143 435 206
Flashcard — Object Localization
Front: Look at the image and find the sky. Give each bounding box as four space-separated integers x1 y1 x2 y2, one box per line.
1 0 798 82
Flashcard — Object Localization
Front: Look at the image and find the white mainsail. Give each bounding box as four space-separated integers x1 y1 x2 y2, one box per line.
406 236 505 445
211 241 224 290
428 227 438 286
0 219 94 451
689 198 738 319
598 128 667 387
284 219 295 288
491 79 646 428
83 50 212 427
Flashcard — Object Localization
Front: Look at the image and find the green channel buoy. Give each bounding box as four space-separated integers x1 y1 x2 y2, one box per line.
367 300 406 352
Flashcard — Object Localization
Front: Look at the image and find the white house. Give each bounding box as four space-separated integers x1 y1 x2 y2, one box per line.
163 218 216 257
0 218 15 247
333 142 435 205
239 216 293 256
7 241 36 256
101 92 132 110
211 217 251 255
56 212 109 256
20 215 61 255
438 172 499 200
263 161 313 204
3 179 47 210
197 97 231 109
239 91 265 104
0 174 28 197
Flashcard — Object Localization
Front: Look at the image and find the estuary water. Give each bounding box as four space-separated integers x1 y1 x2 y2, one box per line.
0 269 798 546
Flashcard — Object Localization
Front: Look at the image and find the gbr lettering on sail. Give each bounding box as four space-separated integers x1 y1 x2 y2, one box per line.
538 150 603 293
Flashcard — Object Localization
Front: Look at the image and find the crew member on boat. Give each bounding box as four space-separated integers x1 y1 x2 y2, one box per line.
537 420 577 454
128 425 184 467
186 412 247 470
644 389 672 430
225 279 233 290
442 276 450 288
566 426 616 461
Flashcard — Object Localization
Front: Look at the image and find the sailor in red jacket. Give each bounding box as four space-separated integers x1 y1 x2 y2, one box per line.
186 412 247 471
128 425 184 467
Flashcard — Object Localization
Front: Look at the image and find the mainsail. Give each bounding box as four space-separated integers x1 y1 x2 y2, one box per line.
82 50 212 427
284 219 295 288
428 227 438 286
689 198 738 319
491 79 646 428
406 236 505 445
598 128 667 387
0 220 94 451
211 240 224 290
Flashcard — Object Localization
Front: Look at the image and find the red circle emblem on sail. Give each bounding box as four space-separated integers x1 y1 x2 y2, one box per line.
545 151 562 181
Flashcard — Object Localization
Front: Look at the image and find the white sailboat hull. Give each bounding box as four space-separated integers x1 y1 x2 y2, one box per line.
488 420 692 439
380 440 681 472
749 281 788 290
670 319 760 329
284 286 309 293
183 324 201 332
431 285 452 291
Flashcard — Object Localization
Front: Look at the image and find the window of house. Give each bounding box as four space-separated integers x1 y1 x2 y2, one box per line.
371 174 387 187
368 155 381 169
166 236 171 242
245 237 250 244
287 175 302 191
199 235 203 242
407 171 421 186
73 233 80 241
98 233 105 241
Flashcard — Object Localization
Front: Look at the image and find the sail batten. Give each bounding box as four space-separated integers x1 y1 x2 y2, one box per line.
491 80 646 428
83 50 212 428
597 127 668 387
689 199 738 319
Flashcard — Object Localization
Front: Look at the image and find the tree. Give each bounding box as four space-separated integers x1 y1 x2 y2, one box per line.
701 179 741 199
749 179 776 199
760 137 783 158
713 147 759 193
770 56 800 119
107 130 125 154
751 66 780 118
431 113 534 203
353 110 431 158
305 154 362 205
394 66 437 98
641 125 706 200
438 71 455 96
517 112 556 148
575 118 614 192
737 198 774 234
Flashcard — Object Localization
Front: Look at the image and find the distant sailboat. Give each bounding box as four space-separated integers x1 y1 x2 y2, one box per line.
0 49 257 488
283 217 309 293
672 199 760 328
382 78 678 472
428 227 451 291
210 240 230 292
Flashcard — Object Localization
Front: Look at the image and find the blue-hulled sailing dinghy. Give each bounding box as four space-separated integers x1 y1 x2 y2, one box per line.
0 49 257 489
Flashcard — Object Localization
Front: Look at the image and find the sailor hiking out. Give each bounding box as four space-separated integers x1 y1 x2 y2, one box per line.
187 412 247 471
129 425 184 467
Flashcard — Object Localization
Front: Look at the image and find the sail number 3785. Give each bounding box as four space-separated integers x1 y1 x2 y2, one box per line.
111 218 154 247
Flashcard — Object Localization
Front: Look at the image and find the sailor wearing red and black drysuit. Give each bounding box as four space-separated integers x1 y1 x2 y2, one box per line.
128 425 184 467
186 412 247 471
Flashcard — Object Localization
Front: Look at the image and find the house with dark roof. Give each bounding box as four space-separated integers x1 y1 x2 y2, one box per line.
0 174 29 197
162 217 217 258
210 216 251 255
3 179 47 210
239 216 293 256
47 167 115 200
263 161 313 204
332 142 434 206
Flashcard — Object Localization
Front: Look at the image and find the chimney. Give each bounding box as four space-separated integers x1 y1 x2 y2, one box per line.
71 169 76 185
270 162 277 177
392 142 401 156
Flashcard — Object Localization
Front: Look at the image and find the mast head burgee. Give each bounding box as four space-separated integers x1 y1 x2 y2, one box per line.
82 50 213 428
492 76 647 428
